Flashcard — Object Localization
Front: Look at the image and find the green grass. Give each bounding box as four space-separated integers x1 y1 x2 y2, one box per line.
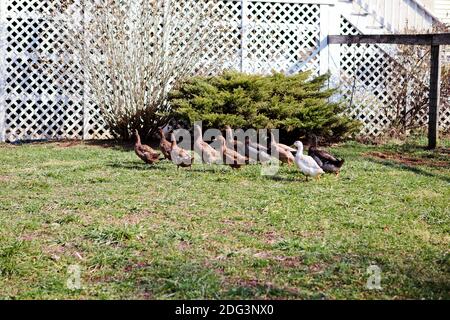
0 138 449 299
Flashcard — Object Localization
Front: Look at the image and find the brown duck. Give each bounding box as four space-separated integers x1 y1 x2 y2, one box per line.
216 135 247 169
134 130 160 165
170 133 194 169
193 124 221 164
158 128 173 161
269 132 294 166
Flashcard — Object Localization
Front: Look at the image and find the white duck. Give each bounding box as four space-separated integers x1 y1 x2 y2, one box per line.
294 141 324 181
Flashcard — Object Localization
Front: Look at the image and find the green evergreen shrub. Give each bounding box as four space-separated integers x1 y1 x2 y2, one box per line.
169 71 361 142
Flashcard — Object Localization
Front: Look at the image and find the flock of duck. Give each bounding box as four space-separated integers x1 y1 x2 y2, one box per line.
134 124 345 180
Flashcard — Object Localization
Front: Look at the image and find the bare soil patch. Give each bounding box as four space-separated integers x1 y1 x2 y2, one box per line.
364 151 449 168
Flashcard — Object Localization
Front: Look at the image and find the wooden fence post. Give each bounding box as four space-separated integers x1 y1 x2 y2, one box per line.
0 1 7 142
428 44 441 149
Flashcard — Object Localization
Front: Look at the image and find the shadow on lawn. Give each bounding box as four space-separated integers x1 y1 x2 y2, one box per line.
85 140 135 152
366 158 450 183
265 175 302 182
106 161 171 171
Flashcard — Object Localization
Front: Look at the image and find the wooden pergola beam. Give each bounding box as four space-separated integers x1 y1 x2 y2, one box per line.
328 33 450 149
328 33 450 46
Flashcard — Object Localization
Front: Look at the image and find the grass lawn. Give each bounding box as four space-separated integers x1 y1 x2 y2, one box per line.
0 138 449 299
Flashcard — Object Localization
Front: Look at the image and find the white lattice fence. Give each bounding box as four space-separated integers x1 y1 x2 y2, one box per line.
1 1 83 141
242 0 321 74
0 0 326 142
338 16 450 136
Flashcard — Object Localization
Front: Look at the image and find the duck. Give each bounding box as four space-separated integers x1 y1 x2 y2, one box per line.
294 141 324 181
244 136 272 164
225 126 259 164
246 135 269 153
269 133 295 166
216 135 247 169
170 133 194 169
193 124 221 164
270 132 296 153
224 126 240 146
308 135 345 176
158 127 173 160
134 130 160 165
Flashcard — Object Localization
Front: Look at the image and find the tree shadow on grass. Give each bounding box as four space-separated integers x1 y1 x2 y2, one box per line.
127 260 304 299
265 175 304 183
84 139 159 153
106 161 170 171
189 167 222 174
366 158 450 183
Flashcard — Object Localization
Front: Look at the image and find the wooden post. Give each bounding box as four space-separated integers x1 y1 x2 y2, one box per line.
0 0 7 142
428 44 441 149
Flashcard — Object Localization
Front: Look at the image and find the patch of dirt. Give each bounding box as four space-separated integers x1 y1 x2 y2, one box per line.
308 263 325 274
263 231 280 245
177 240 191 251
0 175 11 182
110 210 153 226
20 229 52 242
253 252 303 268
124 262 151 273
298 230 325 239
364 151 449 168
85 140 136 151
55 141 83 148
230 278 301 298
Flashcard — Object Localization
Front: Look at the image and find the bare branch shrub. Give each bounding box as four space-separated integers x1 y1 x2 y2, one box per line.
384 24 450 137
60 0 225 140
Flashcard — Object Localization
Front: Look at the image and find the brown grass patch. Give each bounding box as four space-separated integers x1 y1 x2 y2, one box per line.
0 175 12 182
228 278 301 298
364 151 449 168
55 141 83 148
253 252 303 268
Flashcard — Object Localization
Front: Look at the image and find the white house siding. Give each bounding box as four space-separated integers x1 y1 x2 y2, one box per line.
433 0 450 24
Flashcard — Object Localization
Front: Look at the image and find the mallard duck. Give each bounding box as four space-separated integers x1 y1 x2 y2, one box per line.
134 130 160 165
216 135 247 169
308 135 345 176
170 133 194 169
193 125 221 164
158 128 172 160
294 141 324 181
269 133 295 166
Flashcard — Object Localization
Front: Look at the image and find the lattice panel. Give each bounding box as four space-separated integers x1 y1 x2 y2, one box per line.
203 0 242 72
0 0 326 142
243 1 320 75
3 0 88 141
170 0 242 73
338 17 441 136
